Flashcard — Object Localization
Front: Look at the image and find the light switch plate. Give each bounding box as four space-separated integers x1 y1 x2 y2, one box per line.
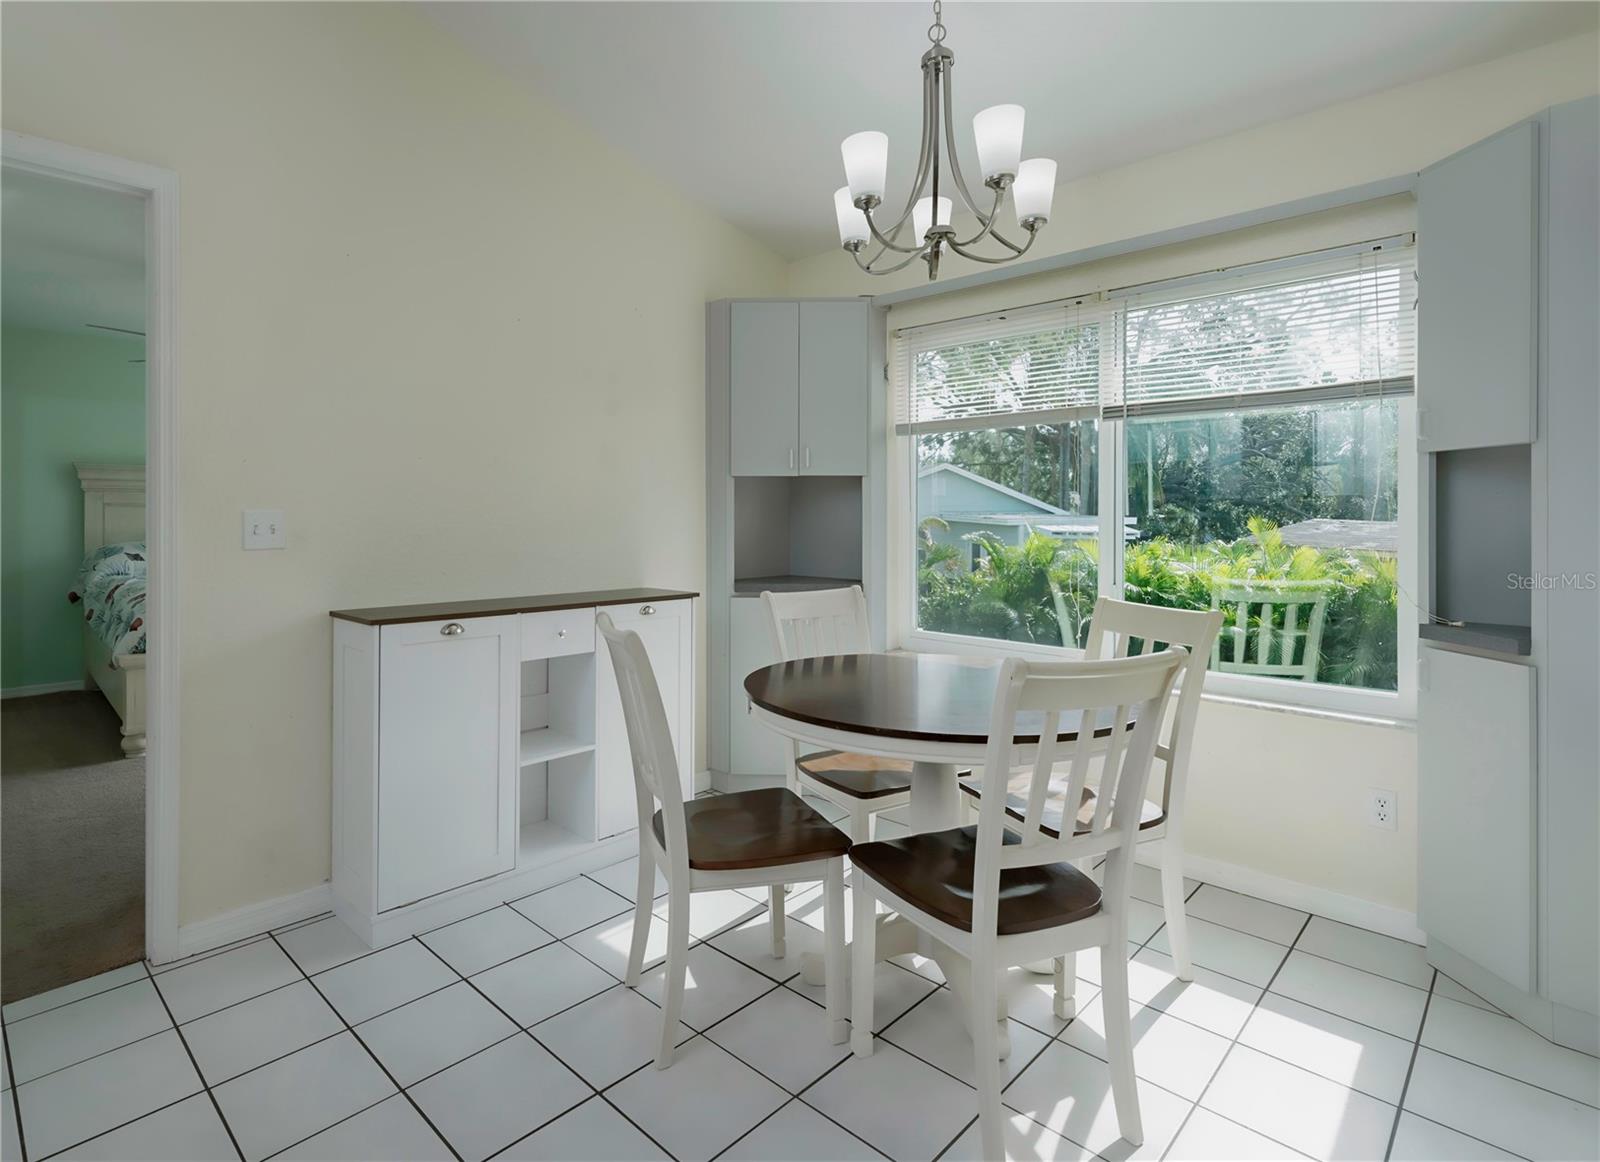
243 509 286 550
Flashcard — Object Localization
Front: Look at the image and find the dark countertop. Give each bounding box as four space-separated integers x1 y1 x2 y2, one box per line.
732 575 862 597
331 587 697 626
1419 620 1532 658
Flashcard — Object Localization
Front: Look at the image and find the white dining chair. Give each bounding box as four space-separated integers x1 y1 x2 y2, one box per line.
961 597 1221 988
760 585 913 842
598 612 850 1068
850 648 1187 1160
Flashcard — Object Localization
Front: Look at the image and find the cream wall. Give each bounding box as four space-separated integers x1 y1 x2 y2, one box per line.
1 3 786 926
787 30 1599 298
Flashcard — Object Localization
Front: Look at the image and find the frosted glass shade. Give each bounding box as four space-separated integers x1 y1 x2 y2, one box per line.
841 131 889 202
914 195 953 240
973 104 1025 180
834 186 870 245
1013 158 1057 226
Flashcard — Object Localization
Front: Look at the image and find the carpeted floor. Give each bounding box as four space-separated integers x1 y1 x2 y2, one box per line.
2 691 144 1003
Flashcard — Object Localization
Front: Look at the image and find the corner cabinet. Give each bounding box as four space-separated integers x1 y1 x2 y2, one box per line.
331 590 695 946
730 300 870 476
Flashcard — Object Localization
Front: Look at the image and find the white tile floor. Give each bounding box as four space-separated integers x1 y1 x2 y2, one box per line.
3 804 1598 1161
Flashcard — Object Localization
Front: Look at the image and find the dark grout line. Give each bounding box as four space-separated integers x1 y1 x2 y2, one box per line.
142 960 246 1162
1384 968 1437 1162
29 1091 216 1162
148 933 270 977
4 1020 29 1162
273 934 465 1162
3 969 150 1026
257 1092 415 1161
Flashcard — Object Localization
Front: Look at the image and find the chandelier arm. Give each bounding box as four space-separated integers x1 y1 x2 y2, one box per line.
985 223 1033 255
938 61 991 222
856 243 931 276
863 207 926 255
863 59 940 252
946 224 1041 264
951 186 1006 249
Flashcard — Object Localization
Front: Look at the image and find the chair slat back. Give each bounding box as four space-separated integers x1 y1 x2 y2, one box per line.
1085 598 1222 814
761 585 871 662
1208 580 1330 681
973 651 1185 934
597 612 689 874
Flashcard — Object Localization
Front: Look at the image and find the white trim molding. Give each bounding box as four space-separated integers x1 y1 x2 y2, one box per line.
2 130 182 964
1 680 91 700
171 884 333 962
1137 841 1425 945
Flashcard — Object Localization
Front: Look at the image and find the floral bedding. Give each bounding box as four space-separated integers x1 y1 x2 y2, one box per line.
69 542 147 664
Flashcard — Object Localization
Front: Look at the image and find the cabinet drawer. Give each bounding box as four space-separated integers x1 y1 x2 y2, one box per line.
521 608 594 660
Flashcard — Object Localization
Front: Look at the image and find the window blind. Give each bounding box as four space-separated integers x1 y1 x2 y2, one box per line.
1106 249 1416 419
892 300 1105 433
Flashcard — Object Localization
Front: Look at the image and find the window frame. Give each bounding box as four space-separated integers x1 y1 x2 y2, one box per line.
893 260 1419 723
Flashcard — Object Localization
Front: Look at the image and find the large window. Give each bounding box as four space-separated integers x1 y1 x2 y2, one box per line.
899 247 1414 698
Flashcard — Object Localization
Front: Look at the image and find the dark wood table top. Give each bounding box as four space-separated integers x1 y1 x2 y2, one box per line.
330 587 696 626
743 652 1127 746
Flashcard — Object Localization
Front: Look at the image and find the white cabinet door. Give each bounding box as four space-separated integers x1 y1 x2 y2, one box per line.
799 301 870 476
1417 120 1539 451
1417 646 1536 992
377 616 518 911
728 596 789 777
594 600 694 839
731 302 800 476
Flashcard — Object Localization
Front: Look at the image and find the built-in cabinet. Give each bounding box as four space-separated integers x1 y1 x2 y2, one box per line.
332 590 694 945
708 298 887 782
730 300 870 476
1415 96 1598 1054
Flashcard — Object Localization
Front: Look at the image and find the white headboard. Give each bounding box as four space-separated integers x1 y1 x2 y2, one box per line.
76 463 146 555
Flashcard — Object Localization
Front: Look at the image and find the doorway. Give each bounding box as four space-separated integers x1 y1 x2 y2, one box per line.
1 132 180 999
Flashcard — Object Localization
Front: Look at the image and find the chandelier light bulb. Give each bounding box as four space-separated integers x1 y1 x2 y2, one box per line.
1013 158 1057 227
973 104 1025 181
834 186 870 245
841 131 889 203
913 195 953 241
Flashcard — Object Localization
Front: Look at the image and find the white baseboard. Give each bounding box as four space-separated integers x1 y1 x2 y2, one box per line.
1137 843 1424 946
170 883 333 961
2 679 90 700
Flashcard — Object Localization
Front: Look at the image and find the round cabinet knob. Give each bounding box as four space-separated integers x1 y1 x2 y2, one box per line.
640 605 656 616
441 623 465 636
557 628 567 638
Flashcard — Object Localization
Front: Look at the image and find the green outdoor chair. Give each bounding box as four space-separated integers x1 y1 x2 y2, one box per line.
1209 579 1332 681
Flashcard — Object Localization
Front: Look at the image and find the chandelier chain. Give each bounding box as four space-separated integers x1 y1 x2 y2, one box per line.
928 0 945 44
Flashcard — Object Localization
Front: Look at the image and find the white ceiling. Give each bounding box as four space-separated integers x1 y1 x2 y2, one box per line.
426 1 1596 258
2 166 145 336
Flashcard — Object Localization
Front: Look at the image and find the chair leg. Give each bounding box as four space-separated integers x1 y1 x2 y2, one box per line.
655 884 691 1069
970 956 1006 1162
769 884 787 960
1100 938 1144 1145
625 853 653 988
1053 954 1077 1020
1160 843 1193 982
854 806 872 844
850 872 877 1057
823 859 847 1045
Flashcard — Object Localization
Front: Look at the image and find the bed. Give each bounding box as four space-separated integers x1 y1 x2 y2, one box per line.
72 464 147 756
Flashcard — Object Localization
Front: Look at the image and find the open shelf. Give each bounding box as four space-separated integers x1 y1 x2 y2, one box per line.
519 727 595 767
517 819 593 871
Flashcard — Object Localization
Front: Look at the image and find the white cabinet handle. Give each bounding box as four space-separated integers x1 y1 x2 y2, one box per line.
640 605 657 616
804 446 811 469
789 448 796 470
441 623 465 636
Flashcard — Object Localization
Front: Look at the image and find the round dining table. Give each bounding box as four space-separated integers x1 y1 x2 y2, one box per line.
743 651 1124 1054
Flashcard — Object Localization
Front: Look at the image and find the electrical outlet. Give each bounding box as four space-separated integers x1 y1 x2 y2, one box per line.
1367 788 1398 831
242 509 286 550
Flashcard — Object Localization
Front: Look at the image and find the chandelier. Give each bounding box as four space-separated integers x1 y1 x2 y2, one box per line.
833 0 1056 281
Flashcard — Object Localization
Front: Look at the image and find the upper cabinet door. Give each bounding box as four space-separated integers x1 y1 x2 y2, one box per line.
1417 120 1538 451
799 301 870 475
377 616 518 911
731 302 800 476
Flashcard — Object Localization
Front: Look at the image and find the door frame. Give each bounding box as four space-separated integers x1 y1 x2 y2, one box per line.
2 130 182 963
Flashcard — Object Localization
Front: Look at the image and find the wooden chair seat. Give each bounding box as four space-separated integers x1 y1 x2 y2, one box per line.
850 825 1103 936
796 751 915 800
958 772 1166 838
651 788 851 872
